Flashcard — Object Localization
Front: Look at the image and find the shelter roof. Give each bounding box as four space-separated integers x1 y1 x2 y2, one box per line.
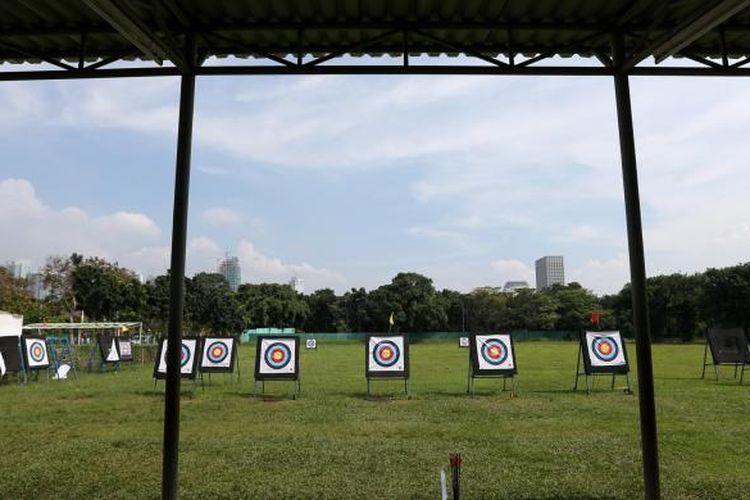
1 1 750 73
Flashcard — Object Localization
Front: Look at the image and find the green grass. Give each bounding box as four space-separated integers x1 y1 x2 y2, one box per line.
1 341 749 499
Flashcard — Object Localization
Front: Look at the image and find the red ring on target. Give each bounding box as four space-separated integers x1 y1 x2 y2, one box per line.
29 341 46 363
373 340 400 367
206 341 229 363
480 339 509 366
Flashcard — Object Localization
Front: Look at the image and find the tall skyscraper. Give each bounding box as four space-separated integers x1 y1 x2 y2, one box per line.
288 276 305 294
535 256 565 289
218 255 241 292
4 260 31 279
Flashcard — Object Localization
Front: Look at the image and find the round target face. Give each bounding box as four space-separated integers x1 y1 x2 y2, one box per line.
207 342 229 363
180 344 191 367
480 339 509 366
373 340 400 367
29 341 46 363
592 336 619 362
265 342 291 369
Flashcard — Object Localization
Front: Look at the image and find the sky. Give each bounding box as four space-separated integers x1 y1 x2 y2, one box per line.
1 60 749 296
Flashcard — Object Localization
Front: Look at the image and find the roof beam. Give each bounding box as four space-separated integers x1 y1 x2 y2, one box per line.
623 0 750 69
81 0 189 72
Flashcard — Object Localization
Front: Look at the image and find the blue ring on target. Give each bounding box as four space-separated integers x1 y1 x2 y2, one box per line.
592 337 619 362
480 339 508 365
373 340 400 367
206 341 229 363
180 344 191 367
29 341 46 362
265 342 292 369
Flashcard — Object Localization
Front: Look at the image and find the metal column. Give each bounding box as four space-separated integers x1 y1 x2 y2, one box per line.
162 70 196 500
612 34 660 500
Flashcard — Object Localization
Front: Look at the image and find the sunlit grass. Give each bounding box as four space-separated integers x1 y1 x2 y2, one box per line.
1 341 749 499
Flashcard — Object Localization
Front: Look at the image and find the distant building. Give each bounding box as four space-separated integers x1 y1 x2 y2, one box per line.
4 260 30 279
288 276 305 294
535 256 565 289
503 280 531 292
218 255 241 292
27 272 49 300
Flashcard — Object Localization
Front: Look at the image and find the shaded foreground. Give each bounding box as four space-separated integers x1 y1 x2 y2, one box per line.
1 342 749 499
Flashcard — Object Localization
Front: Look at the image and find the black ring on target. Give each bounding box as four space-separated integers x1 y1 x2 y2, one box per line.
373 340 400 367
206 341 229 363
180 343 191 367
480 339 509 366
29 341 46 362
265 342 292 369
592 336 619 362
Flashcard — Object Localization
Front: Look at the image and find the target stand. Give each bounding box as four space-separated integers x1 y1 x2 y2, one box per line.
86 334 123 373
574 331 631 395
467 334 517 397
701 327 750 384
47 336 78 381
152 337 202 392
201 337 241 386
21 335 52 382
0 335 27 384
253 336 300 400
365 334 411 400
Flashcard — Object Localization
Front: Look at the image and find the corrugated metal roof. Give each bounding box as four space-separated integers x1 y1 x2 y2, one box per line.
1 1 749 68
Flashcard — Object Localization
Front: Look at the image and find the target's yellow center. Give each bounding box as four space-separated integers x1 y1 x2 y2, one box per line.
272 351 283 361
600 343 611 354
489 346 500 357
382 348 392 359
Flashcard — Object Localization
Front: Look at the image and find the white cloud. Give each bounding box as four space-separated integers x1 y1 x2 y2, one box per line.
201 207 242 226
0 178 345 291
490 259 534 284
569 255 630 296
237 240 346 292
0 178 162 272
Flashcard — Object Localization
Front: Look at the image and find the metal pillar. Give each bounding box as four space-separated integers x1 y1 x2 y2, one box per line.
612 34 660 500
161 70 196 500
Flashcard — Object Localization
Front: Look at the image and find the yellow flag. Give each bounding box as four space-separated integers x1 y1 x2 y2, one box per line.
389 312 394 326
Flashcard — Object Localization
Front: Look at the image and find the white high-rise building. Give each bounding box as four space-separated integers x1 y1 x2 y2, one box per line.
288 276 304 294
4 260 31 279
218 255 241 292
535 256 565 289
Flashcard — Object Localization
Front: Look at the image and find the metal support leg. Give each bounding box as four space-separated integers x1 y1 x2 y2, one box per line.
701 338 709 379
573 342 582 391
613 33 660 500
161 70 196 500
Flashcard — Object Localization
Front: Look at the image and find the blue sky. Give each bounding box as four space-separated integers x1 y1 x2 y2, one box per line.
1 68 749 295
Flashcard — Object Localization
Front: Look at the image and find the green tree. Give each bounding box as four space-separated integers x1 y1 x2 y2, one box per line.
465 287 510 332
506 288 559 330
237 283 309 329
544 282 601 332
72 257 146 321
186 272 243 334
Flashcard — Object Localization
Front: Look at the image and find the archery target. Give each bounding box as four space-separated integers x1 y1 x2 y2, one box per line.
367 335 406 374
200 337 235 371
474 334 515 372
459 337 470 348
257 337 297 376
118 338 133 361
0 352 6 377
24 337 49 369
585 331 627 368
106 338 120 362
155 338 198 377
305 338 317 350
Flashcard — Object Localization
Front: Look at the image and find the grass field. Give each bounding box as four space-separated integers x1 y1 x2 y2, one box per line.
1 341 749 499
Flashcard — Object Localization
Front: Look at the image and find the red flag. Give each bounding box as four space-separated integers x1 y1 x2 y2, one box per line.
590 311 601 325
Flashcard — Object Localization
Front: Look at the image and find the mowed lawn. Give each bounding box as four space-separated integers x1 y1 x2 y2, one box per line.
1 341 749 499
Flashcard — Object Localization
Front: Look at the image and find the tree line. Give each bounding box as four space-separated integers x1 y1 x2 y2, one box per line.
2 253 749 340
